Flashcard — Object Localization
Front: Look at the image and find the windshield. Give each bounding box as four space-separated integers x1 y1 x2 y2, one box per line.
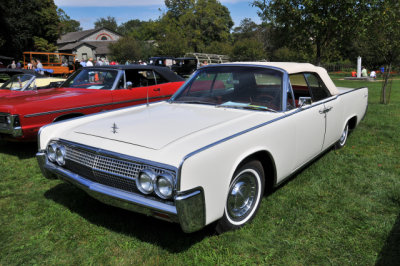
0 74 34 91
171 66 283 111
61 68 119 90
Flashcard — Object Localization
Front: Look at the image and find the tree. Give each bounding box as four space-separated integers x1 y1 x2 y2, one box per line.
165 0 194 19
118 19 144 36
33 36 58 52
365 0 400 104
253 0 374 65
231 18 267 60
94 16 118 32
58 8 82 35
109 36 155 62
159 0 234 54
231 39 266 61
232 18 259 41
118 19 159 41
0 0 60 58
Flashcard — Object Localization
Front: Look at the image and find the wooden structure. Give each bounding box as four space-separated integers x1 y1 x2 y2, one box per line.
23 52 76 75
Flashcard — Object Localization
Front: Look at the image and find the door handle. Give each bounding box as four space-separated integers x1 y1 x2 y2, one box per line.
153 88 160 91
319 106 333 114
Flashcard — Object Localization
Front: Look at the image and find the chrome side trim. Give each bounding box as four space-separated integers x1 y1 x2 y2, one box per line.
175 187 205 233
339 86 368 95
25 95 173 118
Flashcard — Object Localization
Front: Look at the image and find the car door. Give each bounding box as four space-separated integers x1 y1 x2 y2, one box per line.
302 73 343 150
111 69 164 109
290 73 327 169
321 96 343 149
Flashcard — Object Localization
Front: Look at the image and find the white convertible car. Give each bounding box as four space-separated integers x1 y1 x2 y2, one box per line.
37 62 368 233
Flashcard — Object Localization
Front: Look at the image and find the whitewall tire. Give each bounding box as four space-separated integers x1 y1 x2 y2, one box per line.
216 160 265 233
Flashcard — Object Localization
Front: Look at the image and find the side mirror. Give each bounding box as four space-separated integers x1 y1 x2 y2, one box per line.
126 81 133 89
298 97 312 107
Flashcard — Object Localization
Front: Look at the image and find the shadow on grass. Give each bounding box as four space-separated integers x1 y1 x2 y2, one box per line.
44 183 215 253
0 140 37 159
375 196 400 265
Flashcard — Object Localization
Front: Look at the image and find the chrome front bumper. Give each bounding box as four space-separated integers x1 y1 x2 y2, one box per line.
0 114 22 137
36 151 205 233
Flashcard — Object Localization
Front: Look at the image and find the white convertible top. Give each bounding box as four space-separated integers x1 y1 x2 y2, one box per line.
226 62 340 95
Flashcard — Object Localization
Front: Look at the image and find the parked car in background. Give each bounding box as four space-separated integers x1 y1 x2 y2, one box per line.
0 74 65 95
171 57 198 77
0 69 43 86
37 62 368 233
148 57 175 68
0 65 184 141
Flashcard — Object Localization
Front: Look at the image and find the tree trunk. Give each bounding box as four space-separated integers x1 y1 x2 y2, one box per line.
381 63 392 104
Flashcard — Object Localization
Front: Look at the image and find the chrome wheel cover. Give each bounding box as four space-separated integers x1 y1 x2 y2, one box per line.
339 124 349 146
227 170 258 222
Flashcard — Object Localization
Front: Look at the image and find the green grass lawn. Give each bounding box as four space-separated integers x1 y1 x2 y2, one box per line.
1 76 399 265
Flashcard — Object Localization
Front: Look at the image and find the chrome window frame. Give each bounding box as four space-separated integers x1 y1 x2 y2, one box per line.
0 74 36 91
60 68 124 91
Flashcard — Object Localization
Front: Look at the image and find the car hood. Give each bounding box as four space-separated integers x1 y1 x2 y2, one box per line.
0 87 107 113
0 89 38 96
72 103 257 150
0 87 100 105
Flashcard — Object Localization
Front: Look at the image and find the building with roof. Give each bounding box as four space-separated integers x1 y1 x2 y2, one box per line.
57 28 122 61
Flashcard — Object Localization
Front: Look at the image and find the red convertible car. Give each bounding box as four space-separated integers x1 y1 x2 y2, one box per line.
0 65 184 141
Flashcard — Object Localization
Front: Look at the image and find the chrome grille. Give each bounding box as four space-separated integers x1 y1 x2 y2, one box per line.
66 146 96 166
61 142 175 195
0 115 7 124
93 155 141 180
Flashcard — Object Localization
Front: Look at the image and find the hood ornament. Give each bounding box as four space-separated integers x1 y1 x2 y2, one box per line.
111 123 119 134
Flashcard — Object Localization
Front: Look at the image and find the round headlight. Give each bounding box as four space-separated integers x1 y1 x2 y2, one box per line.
55 145 66 166
6 116 11 124
46 142 58 162
136 169 156 194
155 173 174 199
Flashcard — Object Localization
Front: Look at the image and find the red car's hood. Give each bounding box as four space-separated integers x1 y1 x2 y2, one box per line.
0 87 109 114
0 89 40 97
0 87 99 102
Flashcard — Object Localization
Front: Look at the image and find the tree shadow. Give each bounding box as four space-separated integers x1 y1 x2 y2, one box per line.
44 183 215 253
0 140 37 159
375 196 400 265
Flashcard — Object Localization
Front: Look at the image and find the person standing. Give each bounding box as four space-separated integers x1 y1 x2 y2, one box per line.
361 66 368 77
86 58 93 67
31 59 37 69
11 60 16 69
36 59 44 75
80 59 86 67
95 58 103 66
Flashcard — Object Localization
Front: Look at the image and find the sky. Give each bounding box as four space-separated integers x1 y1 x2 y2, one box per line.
54 0 261 30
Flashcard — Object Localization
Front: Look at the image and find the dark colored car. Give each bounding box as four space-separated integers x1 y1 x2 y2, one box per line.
171 57 198 77
148 57 175 68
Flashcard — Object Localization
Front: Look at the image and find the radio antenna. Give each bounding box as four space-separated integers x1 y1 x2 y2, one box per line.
146 87 149 106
